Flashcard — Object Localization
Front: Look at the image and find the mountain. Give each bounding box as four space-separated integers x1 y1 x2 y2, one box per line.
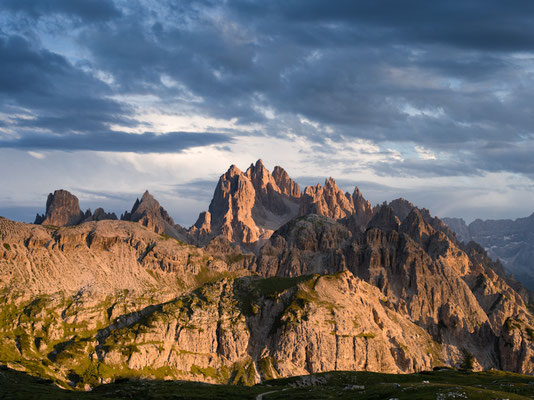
34 189 86 226
34 189 117 226
444 214 534 291
189 160 373 247
253 210 534 375
189 160 301 246
1 160 534 391
121 190 187 241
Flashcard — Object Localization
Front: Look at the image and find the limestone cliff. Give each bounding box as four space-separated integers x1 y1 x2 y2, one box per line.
253 212 534 375
189 160 300 246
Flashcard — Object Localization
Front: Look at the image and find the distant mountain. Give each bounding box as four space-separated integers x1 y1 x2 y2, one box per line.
189 159 373 248
189 160 301 247
444 214 534 290
34 189 117 226
121 190 188 241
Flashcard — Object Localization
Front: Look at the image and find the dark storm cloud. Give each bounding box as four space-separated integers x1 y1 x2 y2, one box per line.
1 0 121 22
0 130 231 153
2 1 534 179
0 33 131 133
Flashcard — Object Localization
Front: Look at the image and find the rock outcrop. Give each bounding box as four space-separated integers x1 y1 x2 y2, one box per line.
189 160 300 246
34 189 118 227
299 178 373 233
34 189 85 226
252 211 534 375
121 191 186 241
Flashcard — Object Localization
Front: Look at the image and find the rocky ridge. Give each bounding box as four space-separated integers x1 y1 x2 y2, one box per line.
189 160 301 246
121 191 187 241
1 160 534 390
444 214 534 291
190 160 373 247
253 208 534 374
34 190 117 227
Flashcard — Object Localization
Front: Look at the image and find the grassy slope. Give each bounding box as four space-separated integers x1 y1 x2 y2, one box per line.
1 366 533 400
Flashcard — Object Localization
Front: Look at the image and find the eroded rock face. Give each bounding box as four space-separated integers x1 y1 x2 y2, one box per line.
189 160 300 246
121 191 186 240
0 259 441 388
300 178 355 220
253 213 534 375
299 179 373 234
34 190 85 226
272 166 301 198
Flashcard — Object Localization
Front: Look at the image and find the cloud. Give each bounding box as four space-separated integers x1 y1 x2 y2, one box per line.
0 130 232 153
414 146 437 160
1 0 534 223
0 33 131 135
1 0 121 22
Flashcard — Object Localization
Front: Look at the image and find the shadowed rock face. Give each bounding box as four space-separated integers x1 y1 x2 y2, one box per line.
253 212 534 375
34 189 85 226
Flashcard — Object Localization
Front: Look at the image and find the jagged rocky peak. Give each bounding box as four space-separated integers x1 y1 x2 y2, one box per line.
244 159 277 194
122 190 184 239
88 208 118 222
272 165 301 197
300 177 355 220
367 203 400 231
34 189 85 226
190 160 301 246
341 186 374 233
388 198 416 221
400 207 434 243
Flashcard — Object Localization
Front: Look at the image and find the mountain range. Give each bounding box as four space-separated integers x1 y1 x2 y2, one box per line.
444 215 534 291
1 160 533 391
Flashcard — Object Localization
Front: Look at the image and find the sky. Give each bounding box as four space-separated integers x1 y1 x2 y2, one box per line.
1 0 534 226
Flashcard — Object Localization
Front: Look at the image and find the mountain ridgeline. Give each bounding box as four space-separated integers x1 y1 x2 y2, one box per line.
444 215 534 292
1 159 533 390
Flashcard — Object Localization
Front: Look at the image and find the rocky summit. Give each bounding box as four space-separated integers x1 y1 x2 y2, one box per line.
1 160 534 393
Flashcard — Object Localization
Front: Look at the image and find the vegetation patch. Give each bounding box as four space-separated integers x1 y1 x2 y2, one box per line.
356 332 376 339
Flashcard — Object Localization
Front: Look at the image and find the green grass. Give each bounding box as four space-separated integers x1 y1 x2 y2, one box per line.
1 366 533 400
2 243 10 251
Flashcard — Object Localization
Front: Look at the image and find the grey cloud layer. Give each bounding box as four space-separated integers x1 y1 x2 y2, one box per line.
1 1 534 177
